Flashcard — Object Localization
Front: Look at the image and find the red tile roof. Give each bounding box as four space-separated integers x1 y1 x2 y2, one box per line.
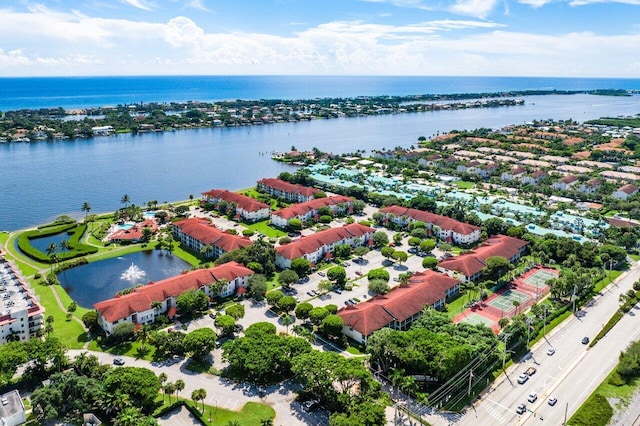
276 223 374 260
338 270 459 337
201 189 269 212
173 218 252 252
618 184 638 195
257 178 319 197
560 175 578 184
438 234 528 277
95 261 253 323
272 195 353 220
379 206 480 236
109 219 159 242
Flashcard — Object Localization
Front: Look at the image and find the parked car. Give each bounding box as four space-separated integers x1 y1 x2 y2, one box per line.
318 271 326 277
302 399 320 412
209 312 217 320
516 403 526 415
546 347 556 356
332 288 342 294
342 262 350 267
548 396 558 406
113 357 125 366
527 392 537 403
582 336 590 344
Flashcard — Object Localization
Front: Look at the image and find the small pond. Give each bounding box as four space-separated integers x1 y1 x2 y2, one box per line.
58 251 191 308
26 232 73 254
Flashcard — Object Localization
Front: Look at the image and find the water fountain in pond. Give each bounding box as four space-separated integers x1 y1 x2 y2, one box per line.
120 263 146 281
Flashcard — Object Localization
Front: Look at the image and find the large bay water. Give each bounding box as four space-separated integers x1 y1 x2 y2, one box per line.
1 76 640 231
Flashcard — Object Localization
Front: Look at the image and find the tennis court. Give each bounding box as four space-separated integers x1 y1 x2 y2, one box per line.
523 268 558 288
488 289 530 311
460 312 495 328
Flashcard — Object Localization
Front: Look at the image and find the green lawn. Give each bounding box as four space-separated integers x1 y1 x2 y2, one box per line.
245 220 287 238
594 270 623 293
203 401 275 426
454 181 475 190
37 285 88 349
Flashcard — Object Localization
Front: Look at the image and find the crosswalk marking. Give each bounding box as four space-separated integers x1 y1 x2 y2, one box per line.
480 399 507 424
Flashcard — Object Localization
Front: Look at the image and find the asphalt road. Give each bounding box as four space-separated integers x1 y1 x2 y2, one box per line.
446 261 640 426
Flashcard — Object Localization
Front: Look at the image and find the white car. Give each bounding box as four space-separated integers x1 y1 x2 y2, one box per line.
548 396 558 406
517 373 529 384
546 347 556 356
528 392 538 403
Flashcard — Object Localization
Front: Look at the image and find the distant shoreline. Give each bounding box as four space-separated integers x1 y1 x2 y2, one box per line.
0 89 631 144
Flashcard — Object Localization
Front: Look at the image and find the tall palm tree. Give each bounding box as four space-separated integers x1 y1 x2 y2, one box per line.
175 379 185 401
164 382 176 404
81 202 92 222
191 388 207 413
151 301 163 317
281 314 293 335
46 242 57 273
59 239 71 252
121 194 131 208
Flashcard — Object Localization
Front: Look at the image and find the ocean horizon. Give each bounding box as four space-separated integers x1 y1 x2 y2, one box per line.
3 75 640 111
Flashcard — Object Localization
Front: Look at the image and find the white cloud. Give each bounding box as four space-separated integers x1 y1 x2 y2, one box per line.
121 0 155 11
1 7 640 77
517 0 555 7
568 0 640 5
186 0 211 12
448 0 501 18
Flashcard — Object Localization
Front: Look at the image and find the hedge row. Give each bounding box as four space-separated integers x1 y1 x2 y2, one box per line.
589 310 624 348
17 223 97 263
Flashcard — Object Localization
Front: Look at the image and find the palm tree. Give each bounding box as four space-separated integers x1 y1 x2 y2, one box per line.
513 300 521 315
191 388 207 413
281 314 293 334
46 242 57 272
498 317 510 328
164 382 176 404
59 239 71 252
81 202 92 222
121 194 131 208
114 407 142 426
151 301 163 317
175 379 185 401
137 324 151 350
158 372 168 386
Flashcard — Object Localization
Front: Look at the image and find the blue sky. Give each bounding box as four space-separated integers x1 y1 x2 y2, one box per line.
1 0 639 77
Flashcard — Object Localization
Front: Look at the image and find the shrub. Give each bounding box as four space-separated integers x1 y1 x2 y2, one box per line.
568 393 612 426
242 229 255 237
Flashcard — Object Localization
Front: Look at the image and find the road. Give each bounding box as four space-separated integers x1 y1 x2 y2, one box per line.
420 261 640 426
476 261 640 426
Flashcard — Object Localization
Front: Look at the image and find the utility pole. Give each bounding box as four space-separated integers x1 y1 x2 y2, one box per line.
572 285 577 314
563 402 568 425
468 369 474 396
502 333 511 371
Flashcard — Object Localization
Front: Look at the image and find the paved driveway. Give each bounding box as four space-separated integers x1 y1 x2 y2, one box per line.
68 349 328 426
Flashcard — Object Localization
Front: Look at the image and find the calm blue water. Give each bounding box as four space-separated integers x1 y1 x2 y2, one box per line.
1 76 640 231
2 75 640 111
28 232 73 254
58 251 191 308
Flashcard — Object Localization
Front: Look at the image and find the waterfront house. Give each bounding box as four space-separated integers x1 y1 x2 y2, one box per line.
338 270 460 344
108 219 159 244
0 254 45 345
94 261 253 335
275 223 374 269
552 175 578 191
257 177 319 203
201 189 270 222
379 206 481 245
501 167 526 182
613 184 639 200
270 195 353 229
578 178 602 195
520 170 547 185
437 234 528 282
172 218 252 259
